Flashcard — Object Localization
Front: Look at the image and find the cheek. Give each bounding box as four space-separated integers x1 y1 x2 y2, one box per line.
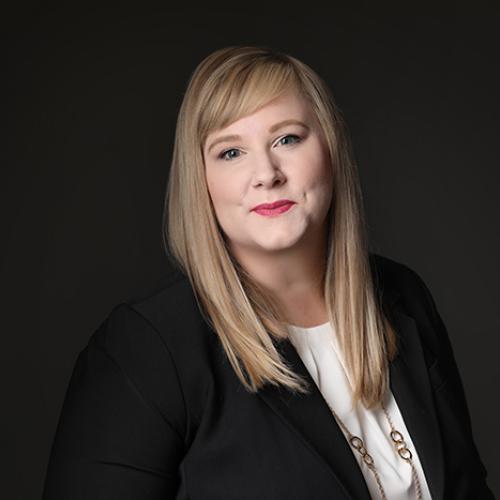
301 164 333 216
206 167 225 206
302 153 333 195
206 168 244 210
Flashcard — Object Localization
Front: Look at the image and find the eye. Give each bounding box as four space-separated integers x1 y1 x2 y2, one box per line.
276 134 302 147
217 134 302 162
218 148 242 161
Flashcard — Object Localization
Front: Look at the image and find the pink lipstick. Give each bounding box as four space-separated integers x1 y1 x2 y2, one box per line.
252 199 296 217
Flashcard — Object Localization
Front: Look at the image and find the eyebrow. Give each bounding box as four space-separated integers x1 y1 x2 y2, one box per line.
206 119 310 154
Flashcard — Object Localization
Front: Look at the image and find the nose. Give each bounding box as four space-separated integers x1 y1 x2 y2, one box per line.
251 150 286 188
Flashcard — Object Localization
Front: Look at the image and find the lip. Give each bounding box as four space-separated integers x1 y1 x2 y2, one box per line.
252 200 296 217
251 199 296 211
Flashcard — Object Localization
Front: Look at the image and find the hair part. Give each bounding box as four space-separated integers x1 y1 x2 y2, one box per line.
163 45 398 409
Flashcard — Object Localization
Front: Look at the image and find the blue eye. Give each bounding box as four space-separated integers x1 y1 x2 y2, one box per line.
278 134 301 146
218 134 302 162
219 148 241 161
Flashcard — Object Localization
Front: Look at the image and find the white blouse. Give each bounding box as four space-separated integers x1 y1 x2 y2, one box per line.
286 320 433 500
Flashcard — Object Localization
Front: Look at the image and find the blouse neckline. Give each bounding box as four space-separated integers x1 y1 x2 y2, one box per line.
286 320 331 334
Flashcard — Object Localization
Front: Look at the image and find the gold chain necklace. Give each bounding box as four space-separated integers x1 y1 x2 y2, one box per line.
326 399 423 500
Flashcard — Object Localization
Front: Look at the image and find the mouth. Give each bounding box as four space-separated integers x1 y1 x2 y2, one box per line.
251 199 296 210
252 202 296 217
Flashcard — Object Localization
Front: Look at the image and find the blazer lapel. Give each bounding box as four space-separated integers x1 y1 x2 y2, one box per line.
257 288 445 500
388 306 445 500
258 338 372 500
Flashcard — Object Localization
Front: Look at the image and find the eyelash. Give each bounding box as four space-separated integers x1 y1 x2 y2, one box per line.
217 134 303 161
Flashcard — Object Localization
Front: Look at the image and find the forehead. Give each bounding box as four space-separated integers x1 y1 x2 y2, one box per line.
206 90 313 139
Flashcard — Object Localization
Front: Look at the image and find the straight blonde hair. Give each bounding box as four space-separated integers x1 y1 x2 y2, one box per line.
163 45 397 409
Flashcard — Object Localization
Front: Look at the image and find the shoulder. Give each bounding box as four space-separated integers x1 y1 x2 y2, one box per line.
369 252 448 362
369 252 437 313
369 252 427 296
94 265 218 369
98 266 211 350
86 267 220 440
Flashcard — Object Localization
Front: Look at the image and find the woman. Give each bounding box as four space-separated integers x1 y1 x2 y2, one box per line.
42 46 494 499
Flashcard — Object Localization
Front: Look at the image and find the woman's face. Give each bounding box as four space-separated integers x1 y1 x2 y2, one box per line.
203 89 333 259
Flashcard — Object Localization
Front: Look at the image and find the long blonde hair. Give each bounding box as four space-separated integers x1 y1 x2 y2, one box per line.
163 45 397 409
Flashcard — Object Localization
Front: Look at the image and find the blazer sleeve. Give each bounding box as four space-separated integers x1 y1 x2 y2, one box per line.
414 272 496 499
42 303 187 500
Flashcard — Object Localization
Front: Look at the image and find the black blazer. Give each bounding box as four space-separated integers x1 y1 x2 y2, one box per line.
42 253 495 499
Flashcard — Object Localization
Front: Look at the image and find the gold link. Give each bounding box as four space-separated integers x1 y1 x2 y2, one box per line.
349 436 363 449
325 397 423 500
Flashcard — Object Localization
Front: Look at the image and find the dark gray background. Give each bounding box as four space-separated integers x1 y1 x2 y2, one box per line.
2 2 499 499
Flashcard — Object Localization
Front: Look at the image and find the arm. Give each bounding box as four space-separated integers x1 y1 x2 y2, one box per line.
414 272 496 499
42 304 187 499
